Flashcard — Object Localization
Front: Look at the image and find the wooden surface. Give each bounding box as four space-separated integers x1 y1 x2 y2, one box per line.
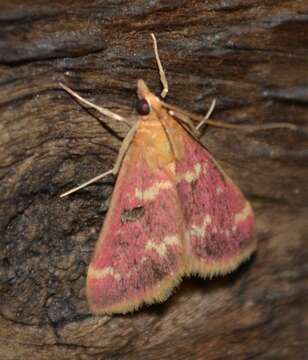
0 1 307 359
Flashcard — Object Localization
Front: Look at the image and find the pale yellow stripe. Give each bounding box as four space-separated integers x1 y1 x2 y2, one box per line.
176 163 203 183
188 214 212 238
134 162 205 201
234 202 252 224
88 266 121 281
135 180 173 200
145 235 180 257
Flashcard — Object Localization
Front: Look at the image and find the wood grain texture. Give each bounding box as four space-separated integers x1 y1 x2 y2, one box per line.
0 1 307 359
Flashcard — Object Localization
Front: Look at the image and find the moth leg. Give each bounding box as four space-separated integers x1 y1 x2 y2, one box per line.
196 99 216 130
164 99 215 139
60 169 114 198
113 120 140 173
59 83 132 128
168 110 198 135
151 33 168 99
60 121 140 198
163 99 248 130
163 99 297 132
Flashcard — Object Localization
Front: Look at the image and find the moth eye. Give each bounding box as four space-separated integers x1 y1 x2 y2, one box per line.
136 98 150 115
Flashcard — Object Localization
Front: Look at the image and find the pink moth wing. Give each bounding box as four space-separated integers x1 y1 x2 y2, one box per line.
87 108 186 314
161 115 256 277
87 81 256 314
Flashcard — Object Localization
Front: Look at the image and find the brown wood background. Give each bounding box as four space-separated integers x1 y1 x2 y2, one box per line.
0 1 307 359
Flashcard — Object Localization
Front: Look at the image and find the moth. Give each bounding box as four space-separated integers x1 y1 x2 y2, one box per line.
60 34 256 315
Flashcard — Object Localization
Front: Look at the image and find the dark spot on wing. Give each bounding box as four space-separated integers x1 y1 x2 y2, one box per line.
121 206 145 223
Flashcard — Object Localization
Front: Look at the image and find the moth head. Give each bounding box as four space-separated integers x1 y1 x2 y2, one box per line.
136 79 162 117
